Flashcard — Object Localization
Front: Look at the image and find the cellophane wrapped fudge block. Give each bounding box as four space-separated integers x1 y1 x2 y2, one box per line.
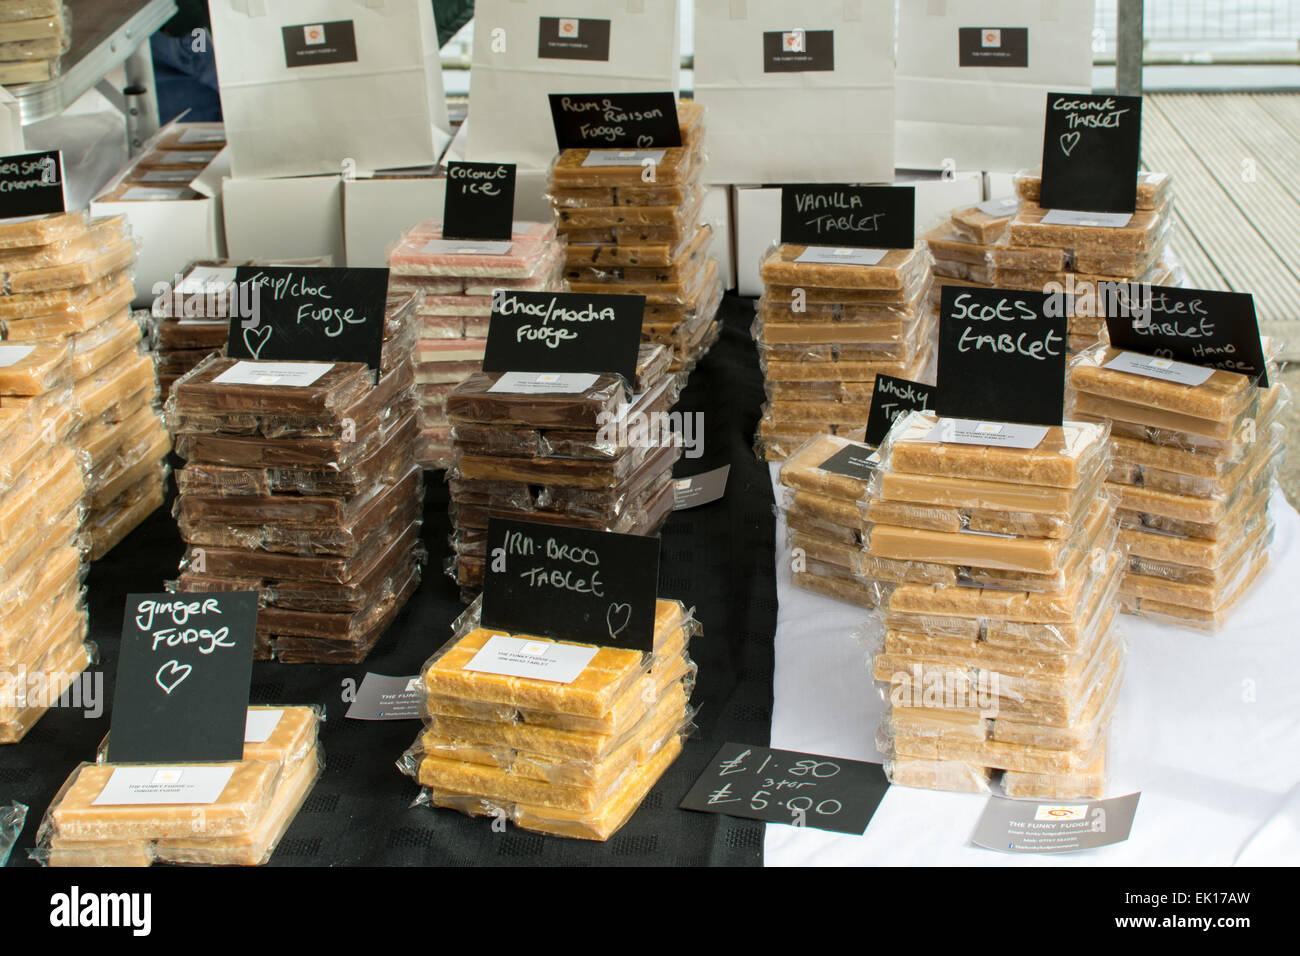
386 221 567 469
1068 344 1287 629
546 101 723 383
443 344 681 600
755 242 938 461
851 410 1126 800
0 0 70 86
397 597 697 841
164 302 426 663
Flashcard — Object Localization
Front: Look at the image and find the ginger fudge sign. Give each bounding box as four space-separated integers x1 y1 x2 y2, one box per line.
936 286 1067 427
1039 92 1143 214
865 374 936 446
780 185 916 250
548 92 683 150
227 266 389 370
483 289 644 388
1102 284 1270 388
481 520 661 654
106 592 258 764
0 149 65 219
442 162 517 243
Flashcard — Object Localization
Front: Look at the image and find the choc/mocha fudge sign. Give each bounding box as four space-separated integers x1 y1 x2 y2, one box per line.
780 185 915 249
1039 92 1143 214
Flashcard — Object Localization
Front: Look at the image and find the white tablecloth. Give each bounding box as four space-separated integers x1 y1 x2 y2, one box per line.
764 466 1300 866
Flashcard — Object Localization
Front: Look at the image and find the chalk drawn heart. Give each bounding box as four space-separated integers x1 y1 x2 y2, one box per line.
606 603 632 642
243 324 271 359
636 134 653 148
1155 348 1174 359
156 660 192 695
1059 131 1081 157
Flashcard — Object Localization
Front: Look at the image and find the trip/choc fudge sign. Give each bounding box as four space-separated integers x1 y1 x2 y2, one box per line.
780 185 915 250
936 286 1067 427
483 290 644 388
549 92 682 150
1102 284 1269 388
106 592 258 764
227 266 389 370
442 162 517 243
1039 92 1143 214
481 520 660 654
0 149 65 219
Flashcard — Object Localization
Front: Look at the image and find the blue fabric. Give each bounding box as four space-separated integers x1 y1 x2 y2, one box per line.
150 31 222 124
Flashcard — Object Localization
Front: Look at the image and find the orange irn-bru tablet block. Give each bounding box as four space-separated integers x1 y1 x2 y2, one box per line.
6 240 137 294
885 757 992 793
0 339 71 395
1002 753 1107 800
1070 346 1253 422
1017 169 1171 210
759 244 928 291
885 412 1109 489
1008 202 1168 254
0 211 86 250
47 759 280 842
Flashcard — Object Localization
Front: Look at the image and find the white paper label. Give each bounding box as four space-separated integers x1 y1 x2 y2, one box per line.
1041 209 1133 229
0 344 36 368
419 239 514 256
138 169 196 184
156 151 217 165
795 246 888 266
581 149 667 167
178 128 226 145
212 361 332 388
488 371 599 395
122 187 190 201
464 635 599 684
243 709 283 744
1102 350 1215 387
920 418 1049 449
977 197 1019 217
92 766 235 806
178 266 237 295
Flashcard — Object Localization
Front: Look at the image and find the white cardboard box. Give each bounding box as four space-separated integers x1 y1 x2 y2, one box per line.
222 174 345 265
91 152 230 307
702 185 736 292
734 173 983 296
343 173 447 268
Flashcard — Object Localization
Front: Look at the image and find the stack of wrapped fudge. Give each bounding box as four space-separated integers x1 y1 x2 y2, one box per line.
0 0 69 86
0 210 167 560
0 339 93 743
34 706 322 867
165 298 423 663
444 344 681 597
925 171 1180 354
399 597 697 841
1069 344 1286 629
755 244 936 461
866 411 1124 799
97 123 226 204
386 220 567 469
548 102 722 381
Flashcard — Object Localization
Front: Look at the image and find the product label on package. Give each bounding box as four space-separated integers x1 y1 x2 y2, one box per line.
484 290 643 387
443 162 517 242
213 361 332 388
178 128 226 145
0 149 65 218
1040 92 1143 214
1102 350 1216 387
1041 208 1132 229
959 27 1029 67
178 266 238 295
673 466 729 510
549 92 682 150
537 17 611 61
345 674 424 721
481 519 660 653
283 20 358 68
581 149 667 168
487 371 599 395
93 766 236 807
153 151 216 165
817 443 879 481
0 344 35 368
977 196 1020 217
865 375 935 446
780 185 915 249
763 29 834 72
972 792 1140 853
420 239 514 256
465 635 599 684
243 709 283 744
794 246 888 267
921 417 1049 450
936 286 1066 427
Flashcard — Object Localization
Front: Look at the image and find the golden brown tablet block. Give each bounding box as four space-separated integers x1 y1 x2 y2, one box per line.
1001 752 1107 800
1009 202 1168 254
988 241 1068 271
1071 390 1247 443
760 244 927 291
0 339 71 394
886 757 991 793
0 637 92 744
877 463 1105 517
0 211 86 250
1017 169 1171 210
548 103 704 188
1120 550 1269 629
67 310 140 378
88 471 166 561
951 204 1016 243
923 226 992 265
1070 346 1252 422
6 240 136 294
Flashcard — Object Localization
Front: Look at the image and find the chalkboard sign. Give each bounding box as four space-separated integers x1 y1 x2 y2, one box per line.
1039 92 1142 213
0 150 65 219
780 185 915 249
443 162 516 242
680 743 889 835
106 592 258 765
865 374 936 446
227 266 388 370
482 290 643 387
1102 284 1269 388
936 286 1067 427
549 92 682 150
481 520 660 653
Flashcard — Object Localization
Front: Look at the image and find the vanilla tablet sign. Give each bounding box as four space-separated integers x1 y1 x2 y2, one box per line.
1039 92 1143 214
481 519 661 653
937 286 1067 427
227 266 389 370
442 162 517 242
106 592 258 764
0 149 65 219
780 185 915 249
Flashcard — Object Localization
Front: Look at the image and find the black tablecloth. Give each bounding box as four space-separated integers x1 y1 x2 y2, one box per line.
2 295 777 867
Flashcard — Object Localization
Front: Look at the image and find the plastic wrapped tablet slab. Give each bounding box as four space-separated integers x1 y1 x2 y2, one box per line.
554 185 705 231
923 226 993 265
549 175 702 209
0 338 70 394
387 235 554 280
548 103 704 187
1120 533 1269 612
170 354 371 420
0 271 130 326
951 202 1018 243
1070 389 1252 443
0 211 85 251
759 243 929 291
0 623 93 744
67 310 140 378
1126 520 1272 586
885 757 992 793
1008 201 1170 254
1016 167 1171 211
779 434 878 500
988 240 1069 271
0 2 62 24
88 471 167 561
561 224 702 269
446 376 628 430
564 224 710 283
1119 549 1268 630
1070 345 1253 422
932 258 993 283
4 239 136 295
1002 752 1107 800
